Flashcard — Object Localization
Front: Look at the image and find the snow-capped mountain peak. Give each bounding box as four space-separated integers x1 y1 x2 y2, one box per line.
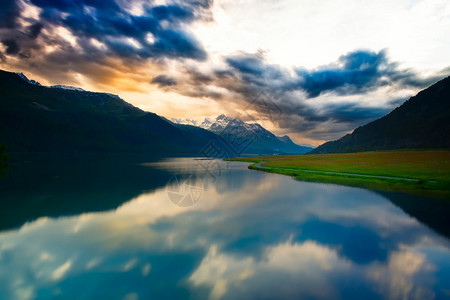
171 118 200 126
199 115 311 154
164 115 312 154
165 115 312 154
199 117 215 129
198 115 275 139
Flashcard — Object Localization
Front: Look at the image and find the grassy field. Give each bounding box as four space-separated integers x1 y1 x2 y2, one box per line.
229 150 450 199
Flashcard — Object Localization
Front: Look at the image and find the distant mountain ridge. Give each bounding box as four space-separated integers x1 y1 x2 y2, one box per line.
0 69 311 156
310 76 450 154
50 85 86 92
173 115 312 155
0 69 222 154
16 72 88 91
16 72 42 86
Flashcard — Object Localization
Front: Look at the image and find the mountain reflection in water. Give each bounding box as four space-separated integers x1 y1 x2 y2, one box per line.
0 155 449 300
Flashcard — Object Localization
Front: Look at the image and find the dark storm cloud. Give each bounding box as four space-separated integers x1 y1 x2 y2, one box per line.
293 50 442 97
152 75 177 87
171 49 447 141
226 52 288 90
1 39 20 54
295 50 389 97
0 0 209 68
222 50 441 100
150 5 195 21
0 0 445 144
151 29 206 60
221 50 443 100
0 0 21 29
226 54 266 76
27 23 44 39
323 103 391 123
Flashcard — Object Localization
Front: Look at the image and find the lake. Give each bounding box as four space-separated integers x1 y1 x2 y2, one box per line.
0 155 449 300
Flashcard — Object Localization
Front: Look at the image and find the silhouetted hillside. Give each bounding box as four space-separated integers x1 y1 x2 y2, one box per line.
310 76 450 153
0 70 216 154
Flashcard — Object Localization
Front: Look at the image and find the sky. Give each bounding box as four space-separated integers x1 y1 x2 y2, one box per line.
1 0 449 146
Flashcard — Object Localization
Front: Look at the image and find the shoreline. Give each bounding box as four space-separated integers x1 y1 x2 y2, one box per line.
228 150 450 199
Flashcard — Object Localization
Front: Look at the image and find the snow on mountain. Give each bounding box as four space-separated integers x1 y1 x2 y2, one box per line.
196 114 313 154
199 117 214 129
50 85 86 92
12 71 310 155
16 72 41 86
16 72 86 91
200 114 275 139
15 72 129 103
171 118 200 126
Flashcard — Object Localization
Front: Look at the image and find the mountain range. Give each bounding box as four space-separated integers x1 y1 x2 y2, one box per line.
0 70 219 155
0 69 310 156
310 76 450 154
172 115 312 155
2 68 448 156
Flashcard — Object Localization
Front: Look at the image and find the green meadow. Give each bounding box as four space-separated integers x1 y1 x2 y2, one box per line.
229 150 450 199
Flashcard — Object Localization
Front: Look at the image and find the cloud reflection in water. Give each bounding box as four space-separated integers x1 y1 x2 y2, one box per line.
0 158 449 300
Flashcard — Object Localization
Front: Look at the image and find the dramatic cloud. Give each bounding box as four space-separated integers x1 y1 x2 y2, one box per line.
0 0 449 145
1 38 20 55
0 166 445 299
152 74 177 87
163 49 444 142
0 0 211 85
27 22 43 39
294 50 439 97
0 0 21 29
221 50 441 99
296 50 391 97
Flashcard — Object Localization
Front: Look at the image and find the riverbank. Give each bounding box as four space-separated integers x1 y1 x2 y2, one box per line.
228 150 450 199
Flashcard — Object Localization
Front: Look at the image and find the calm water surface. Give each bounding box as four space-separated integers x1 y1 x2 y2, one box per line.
0 155 449 300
